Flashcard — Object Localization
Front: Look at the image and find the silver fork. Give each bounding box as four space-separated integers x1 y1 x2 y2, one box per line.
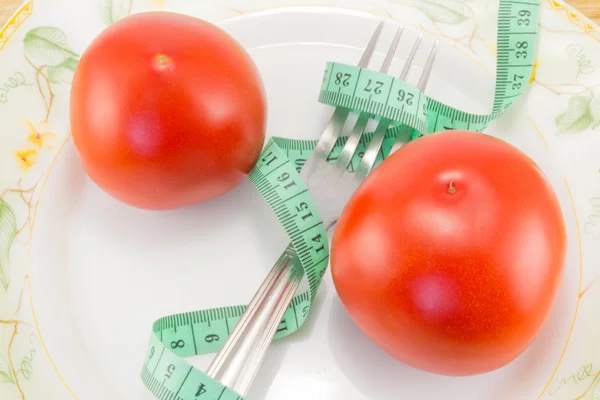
205 22 440 396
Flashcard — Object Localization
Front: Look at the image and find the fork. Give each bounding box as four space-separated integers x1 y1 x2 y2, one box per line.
205 22 440 396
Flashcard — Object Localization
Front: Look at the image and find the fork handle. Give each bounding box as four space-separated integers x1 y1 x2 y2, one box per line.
205 243 303 396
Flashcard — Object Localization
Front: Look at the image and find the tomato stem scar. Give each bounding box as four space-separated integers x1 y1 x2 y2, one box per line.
448 181 456 194
153 53 174 71
156 53 171 64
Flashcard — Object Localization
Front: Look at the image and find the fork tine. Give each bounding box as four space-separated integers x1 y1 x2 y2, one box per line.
416 40 439 91
357 20 386 68
389 40 439 154
353 116 392 179
300 21 385 181
399 34 423 80
331 113 371 175
332 25 405 175
380 25 404 72
356 39 439 178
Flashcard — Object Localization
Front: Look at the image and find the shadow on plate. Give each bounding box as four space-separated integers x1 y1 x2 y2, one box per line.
325 296 542 400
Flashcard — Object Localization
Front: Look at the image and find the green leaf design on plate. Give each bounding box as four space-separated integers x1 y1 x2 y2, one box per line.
408 0 474 24
0 355 15 384
590 99 600 129
23 27 79 66
556 95 593 134
47 57 79 84
0 199 17 292
101 0 128 25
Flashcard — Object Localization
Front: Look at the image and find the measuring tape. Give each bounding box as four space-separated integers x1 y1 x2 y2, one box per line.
141 1 540 399
139 132 398 400
319 0 540 138
141 138 327 400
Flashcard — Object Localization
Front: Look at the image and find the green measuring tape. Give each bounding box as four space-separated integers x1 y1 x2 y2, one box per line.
141 138 327 400
319 0 540 138
141 1 540 399
139 132 399 400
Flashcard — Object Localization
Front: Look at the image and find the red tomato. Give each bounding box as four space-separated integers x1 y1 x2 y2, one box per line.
70 12 266 210
331 130 566 376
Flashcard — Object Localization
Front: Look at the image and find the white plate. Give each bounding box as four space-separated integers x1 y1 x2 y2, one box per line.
1 1 600 400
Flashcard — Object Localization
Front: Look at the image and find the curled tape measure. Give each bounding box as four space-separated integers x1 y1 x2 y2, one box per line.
141 1 540 399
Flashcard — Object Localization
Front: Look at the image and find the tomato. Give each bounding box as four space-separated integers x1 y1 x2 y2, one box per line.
331 130 566 376
70 12 266 210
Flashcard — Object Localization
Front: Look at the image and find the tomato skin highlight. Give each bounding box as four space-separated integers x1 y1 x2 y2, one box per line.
331 130 567 376
70 12 267 210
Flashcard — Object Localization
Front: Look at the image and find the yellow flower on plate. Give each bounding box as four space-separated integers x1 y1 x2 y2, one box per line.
14 149 38 172
25 120 56 150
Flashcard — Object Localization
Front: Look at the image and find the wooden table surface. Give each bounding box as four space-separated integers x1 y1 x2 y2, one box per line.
1 0 599 32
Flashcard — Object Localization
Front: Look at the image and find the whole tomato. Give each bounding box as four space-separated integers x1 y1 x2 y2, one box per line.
70 12 266 210
331 130 566 376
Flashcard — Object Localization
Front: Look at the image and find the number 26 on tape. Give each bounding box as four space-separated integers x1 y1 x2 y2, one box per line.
397 89 414 106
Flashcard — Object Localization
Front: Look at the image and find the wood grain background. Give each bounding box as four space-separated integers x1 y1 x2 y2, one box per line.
568 0 600 23
1 0 599 36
